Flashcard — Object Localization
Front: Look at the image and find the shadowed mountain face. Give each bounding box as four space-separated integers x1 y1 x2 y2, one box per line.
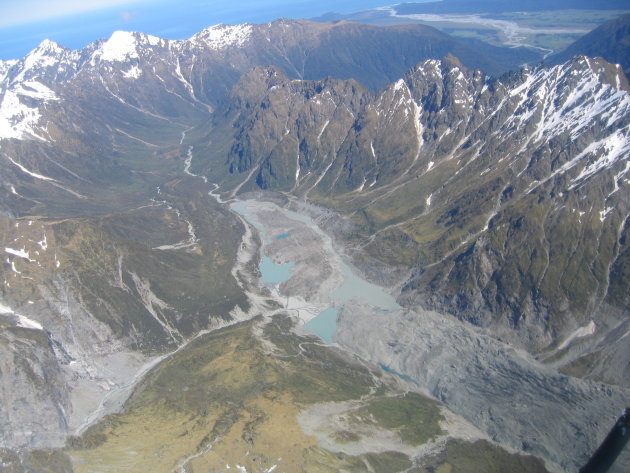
0 17 628 473
548 13 630 78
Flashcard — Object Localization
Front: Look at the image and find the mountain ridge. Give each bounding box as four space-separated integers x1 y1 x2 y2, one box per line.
0 19 541 138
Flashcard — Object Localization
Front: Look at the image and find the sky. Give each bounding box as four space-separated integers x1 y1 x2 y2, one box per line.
0 0 411 60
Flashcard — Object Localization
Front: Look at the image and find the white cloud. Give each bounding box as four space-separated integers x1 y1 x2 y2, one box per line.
119 11 137 22
0 0 149 27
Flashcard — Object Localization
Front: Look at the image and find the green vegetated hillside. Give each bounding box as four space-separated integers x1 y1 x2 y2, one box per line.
3 315 549 473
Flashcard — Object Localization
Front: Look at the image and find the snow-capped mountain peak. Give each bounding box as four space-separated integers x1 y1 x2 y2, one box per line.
0 42 69 141
32 39 65 56
0 39 81 141
9 39 71 85
97 30 140 62
90 30 167 65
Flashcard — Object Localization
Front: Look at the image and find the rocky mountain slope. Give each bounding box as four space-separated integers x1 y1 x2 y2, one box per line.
0 175 248 448
200 55 630 387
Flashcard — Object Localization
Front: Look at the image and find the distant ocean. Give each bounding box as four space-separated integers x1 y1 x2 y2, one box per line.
0 1 438 60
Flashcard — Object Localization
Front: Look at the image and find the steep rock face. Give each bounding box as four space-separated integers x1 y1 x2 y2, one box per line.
204 56 630 386
215 66 371 194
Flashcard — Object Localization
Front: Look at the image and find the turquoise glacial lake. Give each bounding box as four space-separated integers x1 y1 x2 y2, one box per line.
232 199 399 344
303 308 338 344
260 256 294 284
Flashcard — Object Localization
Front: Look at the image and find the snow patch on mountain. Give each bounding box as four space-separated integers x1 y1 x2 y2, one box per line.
572 128 630 186
0 300 43 330
4 155 56 180
0 88 48 140
5 247 33 261
0 301 14 314
144 33 163 47
122 65 142 79
14 80 58 101
557 321 596 350
14 313 43 330
0 59 18 82
38 233 48 251
191 24 253 49
413 59 442 80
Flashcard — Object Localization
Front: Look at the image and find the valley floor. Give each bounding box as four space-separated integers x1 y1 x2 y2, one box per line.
2 156 628 473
